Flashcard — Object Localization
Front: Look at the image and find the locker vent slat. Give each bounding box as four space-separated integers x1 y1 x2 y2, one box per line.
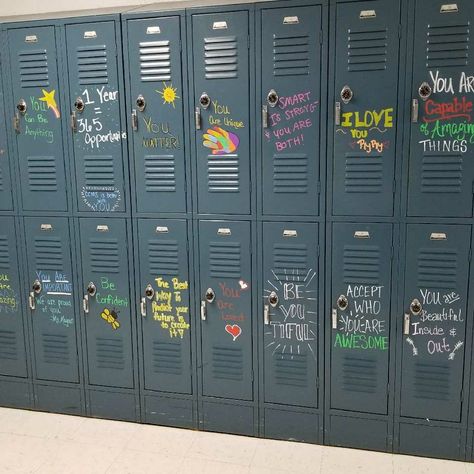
421 155 463 194
209 241 241 278
272 244 308 281
208 155 239 192
76 45 108 85
273 34 309 76
212 346 243 380
152 341 182 375
42 333 70 365
342 356 378 393
148 239 179 275
343 245 380 284
96 337 125 370
84 155 116 187
274 352 308 387
0 330 18 361
273 154 308 193
27 156 58 192
426 23 469 68
417 248 458 289
18 49 50 87
344 156 383 193
204 36 238 79
140 40 171 82
347 28 388 72
89 238 120 273
0 236 11 269
34 237 63 270
413 362 451 400
144 155 176 192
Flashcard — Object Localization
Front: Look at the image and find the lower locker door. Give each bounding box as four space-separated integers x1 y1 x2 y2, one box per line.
137 219 192 394
262 222 319 407
400 224 470 422
330 223 393 414
79 218 134 389
199 220 253 400
0 217 27 377
24 217 79 383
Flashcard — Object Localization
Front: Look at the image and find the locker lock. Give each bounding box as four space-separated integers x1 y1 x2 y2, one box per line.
410 298 422 316
205 288 215 303
267 89 279 107
86 281 97 297
145 284 155 300
136 95 146 112
418 82 432 101
32 279 42 294
268 291 279 307
340 85 353 104
337 294 348 311
74 97 85 112
199 92 211 109
17 99 27 115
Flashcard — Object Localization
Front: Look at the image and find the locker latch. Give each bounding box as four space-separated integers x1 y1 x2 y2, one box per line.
70 111 77 133
83 282 97 314
403 313 410 335
200 301 207 321
131 110 138 131
410 298 422 316
29 279 42 310
337 294 348 311
262 105 268 129
264 304 270 325
411 99 419 123
140 284 155 318
340 85 353 104
418 81 432 101
13 113 20 134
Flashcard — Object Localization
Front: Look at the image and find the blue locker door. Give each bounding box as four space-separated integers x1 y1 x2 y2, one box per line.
127 17 187 213
407 0 474 217
24 217 79 383
8 27 68 212
79 218 134 388
192 11 251 215
0 74 13 211
198 220 253 400
261 6 321 216
0 217 27 377
400 225 470 422
332 0 400 216
137 219 192 394
262 222 319 407
66 21 126 213
330 223 392 414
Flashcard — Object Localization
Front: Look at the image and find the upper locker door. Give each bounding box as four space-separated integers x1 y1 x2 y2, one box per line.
400 225 470 422
407 1 474 217
79 218 134 388
127 17 187 214
330 223 393 414
24 217 79 383
0 217 27 377
137 219 192 394
333 1 400 217
198 220 253 400
192 12 251 215
262 222 319 407
66 21 126 214
0 67 13 211
8 27 68 212
261 6 321 216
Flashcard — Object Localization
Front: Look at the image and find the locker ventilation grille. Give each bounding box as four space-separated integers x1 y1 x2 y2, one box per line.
274 352 308 387
344 155 383 193
27 156 58 193
413 362 450 400
273 34 309 76
204 36 238 79
152 341 182 375
208 155 239 192
76 45 108 85
0 236 10 269
347 28 388 72
343 245 380 284
342 355 378 394
18 49 50 88
89 238 120 273
209 242 241 278
42 333 70 365
96 337 125 370
273 154 308 193
144 155 176 192
34 237 63 270
421 155 462 194
426 23 470 68
148 239 179 275
0 330 17 362
272 244 308 281
139 41 171 82
212 346 243 380
84 155 115 187
417 248 458 289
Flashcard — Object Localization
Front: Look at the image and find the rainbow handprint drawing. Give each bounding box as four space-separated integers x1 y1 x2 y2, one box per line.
203 126 240 155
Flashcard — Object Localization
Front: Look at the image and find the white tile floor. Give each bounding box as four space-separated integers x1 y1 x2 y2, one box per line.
0 407 472 474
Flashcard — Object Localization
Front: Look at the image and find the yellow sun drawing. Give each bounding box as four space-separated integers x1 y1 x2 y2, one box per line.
156 82 180 108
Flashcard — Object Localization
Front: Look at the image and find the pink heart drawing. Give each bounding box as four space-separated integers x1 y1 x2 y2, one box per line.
225 324 242 341
239 280 248 290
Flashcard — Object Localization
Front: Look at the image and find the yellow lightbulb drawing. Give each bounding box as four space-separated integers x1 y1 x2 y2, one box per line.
156 82 180 108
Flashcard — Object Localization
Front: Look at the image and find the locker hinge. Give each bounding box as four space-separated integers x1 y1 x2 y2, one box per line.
387 382 390 394
319 30 323 44
317 245 320 257
391 246 394 260
472 180 474 194
247 35 250 49
317 181 321 194
398 24 402 38
460 389 464 401
251 370 254 381
393 179 396 194
469 249 472 262
179 39 182 52
316 377 320 389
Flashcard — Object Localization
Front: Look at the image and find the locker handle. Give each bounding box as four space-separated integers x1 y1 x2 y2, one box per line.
83 294 89 314
70 111 77 133
13 112 20 134
332 308 338 329
201 300 207 321
140 297 147 317
264 304 270 325
262 105 268 129
131 109 138 131
411 99 419 123
403 313 410 335
195 107 201 130
335 102 341 126
28 292 36 311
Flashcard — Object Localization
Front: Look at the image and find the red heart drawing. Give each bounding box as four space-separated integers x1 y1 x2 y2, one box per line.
225 324 242 341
